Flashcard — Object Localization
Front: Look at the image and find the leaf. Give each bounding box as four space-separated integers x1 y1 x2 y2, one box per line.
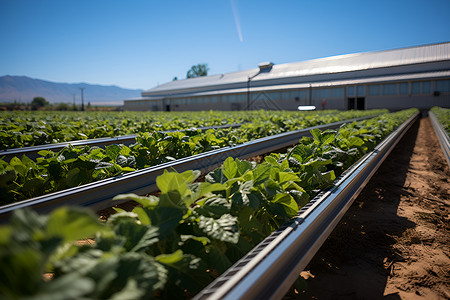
115 222 160 252
88 252 167 299
22 177 45 195
147 205 184 239
264 178 282 196
155 249 183 265
94 161 114 170
205 168 227 184
132 206 151 225
191 182 225 202
235 159 253 176
252 164 271 185
66 167 89 187
237 206 265 239
264 155 278 165
10 208 47 237
10 158 28 177
288 190 310 208
0 248 42 297
9 157 21 167
310 128 321 144
222 157 237 179
109 279 144 300
37 150 54 157
322 170 336 182
0 226 12 245
121 166 135 172
112 207 127 214
119 145 132 156
288 143 313 161
278 172 300 184
304 158 332 168
156 251 210 294
197 214 239 244
0 169 16 188
113 193 159 208
239 180 254 195
180 235 210 246
107 211 139 225
29 273 95 300
179 169 201 183
280 159 289 170
46 207 107 243
321 130 337 146
156 171 190 202
116 155 128 167
272 193 299 217
105 144 121 160
196 196 230 218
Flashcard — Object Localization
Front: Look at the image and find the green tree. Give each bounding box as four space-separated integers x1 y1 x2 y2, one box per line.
186 63 209 78
55 103 70 111
31 97 49 110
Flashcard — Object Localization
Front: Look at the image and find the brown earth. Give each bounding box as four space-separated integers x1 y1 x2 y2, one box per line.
289 116 450 299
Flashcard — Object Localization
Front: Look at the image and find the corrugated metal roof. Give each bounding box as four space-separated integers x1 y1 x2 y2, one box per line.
144 68 259 94
256 42 450 80
126 71 450 102
142 42 450 96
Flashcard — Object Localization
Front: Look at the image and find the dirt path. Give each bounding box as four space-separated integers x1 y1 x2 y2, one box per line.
291 116 450 299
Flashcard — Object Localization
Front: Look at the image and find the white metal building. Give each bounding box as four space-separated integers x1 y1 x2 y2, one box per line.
124 42 450 111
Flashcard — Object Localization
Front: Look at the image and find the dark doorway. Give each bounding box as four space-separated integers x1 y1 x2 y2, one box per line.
165 105 171 112
347 98 355 110
357 97 365 110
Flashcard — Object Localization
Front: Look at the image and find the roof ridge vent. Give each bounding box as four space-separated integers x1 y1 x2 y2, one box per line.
258 61 274 72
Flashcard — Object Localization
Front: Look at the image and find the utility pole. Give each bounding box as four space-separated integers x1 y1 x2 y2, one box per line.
79 87 85 111
247 77 250 110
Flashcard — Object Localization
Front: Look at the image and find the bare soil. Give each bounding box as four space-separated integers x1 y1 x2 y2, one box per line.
290 117 450 299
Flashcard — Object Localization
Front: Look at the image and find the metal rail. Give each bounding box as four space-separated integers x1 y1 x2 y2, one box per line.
0 123 242 161
429 111 450 167
0 117 372 222
194 112 419 300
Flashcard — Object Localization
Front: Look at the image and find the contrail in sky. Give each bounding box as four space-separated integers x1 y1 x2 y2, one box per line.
230 0 243 42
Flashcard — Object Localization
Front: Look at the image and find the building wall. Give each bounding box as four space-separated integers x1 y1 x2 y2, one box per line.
124 78 450 111
366 95 450 110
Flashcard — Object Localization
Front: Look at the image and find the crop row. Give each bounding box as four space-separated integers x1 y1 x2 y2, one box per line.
0 110 383 205
0 109 418 299
431 106 450 135
0 110 386 150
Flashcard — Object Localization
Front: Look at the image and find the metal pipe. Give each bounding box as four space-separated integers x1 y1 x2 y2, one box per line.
194 112 419 300
0 116 376 222
0 124 243 162
429 111 450 167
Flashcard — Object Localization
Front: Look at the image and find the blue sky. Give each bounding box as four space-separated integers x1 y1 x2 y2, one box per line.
1 0 449 90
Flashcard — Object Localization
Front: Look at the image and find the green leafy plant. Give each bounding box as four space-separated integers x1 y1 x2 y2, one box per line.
431 106 450 135
0 110 387 204
0 109 417 299
0 109 386 150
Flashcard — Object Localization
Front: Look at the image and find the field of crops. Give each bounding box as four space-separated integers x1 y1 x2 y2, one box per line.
0 108 418 299
431 106 450 135
0 109 385 204
0 110 385 150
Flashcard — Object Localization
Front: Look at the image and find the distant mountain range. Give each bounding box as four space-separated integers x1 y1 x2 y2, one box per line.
0 75 143 106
